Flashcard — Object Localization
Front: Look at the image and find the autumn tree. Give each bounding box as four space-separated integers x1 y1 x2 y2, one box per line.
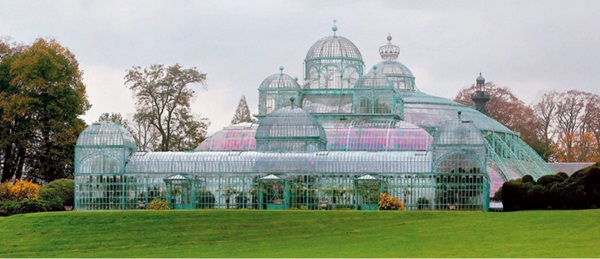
231 95 254 125
124 64 209 151
0 38 89 182
552 90 600 162
454 82 540 151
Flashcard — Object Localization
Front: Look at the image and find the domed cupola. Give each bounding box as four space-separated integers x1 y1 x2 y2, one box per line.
354 66 393 89
353 67 396 115
371 34 416 91
259 66 301 89
255 98 327 153
76 121 137 152
258 66 301 115
303 20 365 89
75 120 138 175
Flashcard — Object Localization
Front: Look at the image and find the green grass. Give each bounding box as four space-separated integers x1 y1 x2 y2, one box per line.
0 210 598 258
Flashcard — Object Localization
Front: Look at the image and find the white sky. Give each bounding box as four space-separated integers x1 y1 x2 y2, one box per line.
2 0 599 134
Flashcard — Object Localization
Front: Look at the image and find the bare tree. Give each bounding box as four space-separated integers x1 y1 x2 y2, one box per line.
125 64 210 151
531 91 558 161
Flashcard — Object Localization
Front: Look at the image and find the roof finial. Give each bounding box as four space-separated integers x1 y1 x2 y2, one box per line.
387 33 392 43
332 19 338 36
279 66 284 74
290 96 296 109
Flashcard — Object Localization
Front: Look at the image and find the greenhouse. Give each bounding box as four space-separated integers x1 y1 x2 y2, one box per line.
74 23 553 211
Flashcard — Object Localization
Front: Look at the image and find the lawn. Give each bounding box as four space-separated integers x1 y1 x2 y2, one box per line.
0 209 598 258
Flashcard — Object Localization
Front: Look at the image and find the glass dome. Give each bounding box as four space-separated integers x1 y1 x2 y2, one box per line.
76 121 137 151
195 122 258 151
255 105 327 152
354 67 393 89
371 35 416 91
259 67 301 89
305 35 363 61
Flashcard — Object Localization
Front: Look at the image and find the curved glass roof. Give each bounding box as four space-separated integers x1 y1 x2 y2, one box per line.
195 122 258 152
305 35 363 61
354 68 392 89
259 68 301 89
326 119 433 151
76 121 137 150
125 150 431 174
399 91 512 133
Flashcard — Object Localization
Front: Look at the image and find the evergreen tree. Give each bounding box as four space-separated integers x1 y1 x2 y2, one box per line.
231 95 254 125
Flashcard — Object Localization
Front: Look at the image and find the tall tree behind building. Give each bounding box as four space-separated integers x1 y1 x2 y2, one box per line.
231 95 254 125
124 64 209 151
0 38 90 182
552 90 600 162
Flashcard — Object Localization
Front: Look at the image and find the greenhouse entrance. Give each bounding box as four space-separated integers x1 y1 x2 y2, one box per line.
258 174 290 210
164 174 196 210
354 175 383 210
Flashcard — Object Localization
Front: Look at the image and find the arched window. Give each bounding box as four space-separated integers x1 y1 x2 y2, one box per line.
357 97 372 114
374 97 392 114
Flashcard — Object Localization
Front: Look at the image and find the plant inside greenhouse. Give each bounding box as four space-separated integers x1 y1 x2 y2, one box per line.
74 22 553 211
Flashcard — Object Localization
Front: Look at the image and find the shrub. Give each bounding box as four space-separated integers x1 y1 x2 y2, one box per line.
493 186 502 200
9 180 40 200
378 193 404 211
556 172 569 180
537 174 564 187
0 182 12 200
148 199 169 210
522 175 535 184
39 179 74 211
416 197 430 210
0 199 49 216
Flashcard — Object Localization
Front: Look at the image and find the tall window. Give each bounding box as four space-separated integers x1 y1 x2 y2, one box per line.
374 97 391 114
357 97 371 114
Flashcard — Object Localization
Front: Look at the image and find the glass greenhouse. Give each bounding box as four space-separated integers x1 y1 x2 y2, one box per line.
74 24 553 211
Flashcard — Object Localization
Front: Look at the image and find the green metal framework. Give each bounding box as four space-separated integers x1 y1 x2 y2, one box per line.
75 26 550 212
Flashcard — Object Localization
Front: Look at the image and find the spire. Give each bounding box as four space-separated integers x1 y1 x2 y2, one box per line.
332 19 338 36
471 72 491 115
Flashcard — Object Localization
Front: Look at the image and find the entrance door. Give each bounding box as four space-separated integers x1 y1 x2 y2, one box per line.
164 174 195 210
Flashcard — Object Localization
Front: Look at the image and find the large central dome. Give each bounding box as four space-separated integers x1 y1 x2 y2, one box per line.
305 35 363 61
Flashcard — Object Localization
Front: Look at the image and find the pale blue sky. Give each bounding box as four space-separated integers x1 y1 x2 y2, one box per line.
2 0 599 133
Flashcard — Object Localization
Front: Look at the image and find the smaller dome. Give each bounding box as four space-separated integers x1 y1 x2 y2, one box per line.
195 122 258 151
476 73 485 85
259 67 301 89
379 34 401 61
354 67 393 89
255 106 327 152
76 121 137 152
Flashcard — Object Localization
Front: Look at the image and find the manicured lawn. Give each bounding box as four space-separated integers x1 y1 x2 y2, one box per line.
0 209 598 258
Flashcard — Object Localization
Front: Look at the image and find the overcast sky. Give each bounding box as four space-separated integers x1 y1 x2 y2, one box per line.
2 0 599 134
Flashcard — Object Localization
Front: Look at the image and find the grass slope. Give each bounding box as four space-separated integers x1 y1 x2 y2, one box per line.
0 210 598 258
